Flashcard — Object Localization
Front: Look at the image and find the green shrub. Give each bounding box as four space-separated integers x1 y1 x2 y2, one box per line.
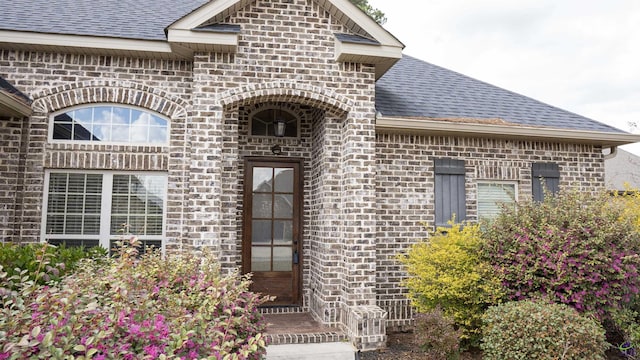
0 236 269 359
413 307 462 360
482 300 608 360
481 190 640 317
0 242 107 288
400 223 503 344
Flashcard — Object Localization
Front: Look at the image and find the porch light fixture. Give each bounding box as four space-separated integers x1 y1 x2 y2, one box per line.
273 110 286 137
271 144 282 155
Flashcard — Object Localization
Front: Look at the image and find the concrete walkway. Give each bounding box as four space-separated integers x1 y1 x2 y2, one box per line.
265 342 356 360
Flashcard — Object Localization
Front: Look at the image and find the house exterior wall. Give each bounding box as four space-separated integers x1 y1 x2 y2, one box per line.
0 0 611 351
375 132 605 329
0 116 25 242
0 0 387 350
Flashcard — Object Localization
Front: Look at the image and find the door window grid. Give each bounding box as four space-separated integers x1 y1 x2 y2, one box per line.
251 167 294 272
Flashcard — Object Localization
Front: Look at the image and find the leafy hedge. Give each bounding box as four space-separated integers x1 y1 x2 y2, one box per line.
482 301 607 360
0 237 270 359
400 223 503 345
481 190 640 317
0 242 107 288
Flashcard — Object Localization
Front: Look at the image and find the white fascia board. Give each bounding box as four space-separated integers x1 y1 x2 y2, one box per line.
167 29 238 47
326 0 404 48
0 92 32 117
169 0 249 30
0 30 174 54
376 117 640 147
335 40 402 63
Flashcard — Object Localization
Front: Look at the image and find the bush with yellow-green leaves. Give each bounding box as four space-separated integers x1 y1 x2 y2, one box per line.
399 223 503 346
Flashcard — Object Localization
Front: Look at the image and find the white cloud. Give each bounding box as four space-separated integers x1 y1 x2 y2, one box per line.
369 0 640 153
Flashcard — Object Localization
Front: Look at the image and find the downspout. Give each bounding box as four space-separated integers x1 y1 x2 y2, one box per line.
604 146 618 160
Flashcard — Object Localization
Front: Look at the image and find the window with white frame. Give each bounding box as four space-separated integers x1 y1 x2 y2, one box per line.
42 171 167 251
477 182 517 221
50 105 169 144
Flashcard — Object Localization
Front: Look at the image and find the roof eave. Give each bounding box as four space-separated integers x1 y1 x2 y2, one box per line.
0 30 187 60
0 91 32 117
335 41 402 79
376 116 640 147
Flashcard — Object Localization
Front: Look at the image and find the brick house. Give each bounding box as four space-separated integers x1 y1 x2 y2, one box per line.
0 0 638 351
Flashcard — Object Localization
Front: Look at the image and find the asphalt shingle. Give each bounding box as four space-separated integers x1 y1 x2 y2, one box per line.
0 0 208 40
376 55 624 133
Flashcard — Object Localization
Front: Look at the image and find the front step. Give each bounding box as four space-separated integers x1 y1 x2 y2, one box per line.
265 342 356 360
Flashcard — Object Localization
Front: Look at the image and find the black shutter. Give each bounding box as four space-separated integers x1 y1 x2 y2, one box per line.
532 162 560 201
435 158 466 226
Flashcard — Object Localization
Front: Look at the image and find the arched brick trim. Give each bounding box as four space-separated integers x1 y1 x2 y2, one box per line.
217 81 353 117
31 80 189 119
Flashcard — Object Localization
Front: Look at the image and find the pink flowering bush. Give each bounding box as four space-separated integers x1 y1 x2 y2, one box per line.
481 190 640 318
0 237 270 359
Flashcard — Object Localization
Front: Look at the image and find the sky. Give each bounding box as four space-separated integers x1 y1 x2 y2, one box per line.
367 0 640 155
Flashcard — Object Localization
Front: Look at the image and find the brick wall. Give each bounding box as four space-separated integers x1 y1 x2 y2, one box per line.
0 116 25 242
375 132 605 329
0 51 193 244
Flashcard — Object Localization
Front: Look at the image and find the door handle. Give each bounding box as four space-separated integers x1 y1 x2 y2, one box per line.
293 250 299 264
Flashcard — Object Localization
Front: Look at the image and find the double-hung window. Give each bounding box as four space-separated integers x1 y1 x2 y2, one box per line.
42 171 167 251
477 182 517 221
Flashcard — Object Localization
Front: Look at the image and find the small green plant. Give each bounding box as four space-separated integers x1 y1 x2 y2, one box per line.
413 307 462 360
0 236 270 359
482 300 608 360
400 223 503 345
0 242 106 288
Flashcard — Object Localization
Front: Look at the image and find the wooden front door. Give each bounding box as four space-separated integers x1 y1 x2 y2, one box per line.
243 159 302 305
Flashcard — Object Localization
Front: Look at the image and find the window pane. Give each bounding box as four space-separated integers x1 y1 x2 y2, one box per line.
252 220 272 244
110 175 166 237
273 220 293 244
252 194 272 218
51 105 168 144
253 168 272 192
274 195 293 218
274 168 293 192
478 183 516 220
273 247 292 271
46 173 103 237
252 247 271 271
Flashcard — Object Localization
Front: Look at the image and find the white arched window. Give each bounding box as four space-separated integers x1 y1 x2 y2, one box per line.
50 104 169 145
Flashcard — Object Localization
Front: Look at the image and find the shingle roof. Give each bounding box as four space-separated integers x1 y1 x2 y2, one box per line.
0 0 208 40
376 55 625 133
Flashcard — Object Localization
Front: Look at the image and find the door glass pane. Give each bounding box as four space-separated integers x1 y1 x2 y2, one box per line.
274 194 293 218
274 168 293 192
253 167 273 192
252 247 271 271
252 220 271 244
273 247 292 272
273 220 293 244
252 194 272 218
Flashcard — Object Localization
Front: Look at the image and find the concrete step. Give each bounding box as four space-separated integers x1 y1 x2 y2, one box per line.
265 342 356 360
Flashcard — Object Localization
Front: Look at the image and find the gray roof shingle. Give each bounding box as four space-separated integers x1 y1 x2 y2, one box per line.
0 0 208 40
376 55 624 133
